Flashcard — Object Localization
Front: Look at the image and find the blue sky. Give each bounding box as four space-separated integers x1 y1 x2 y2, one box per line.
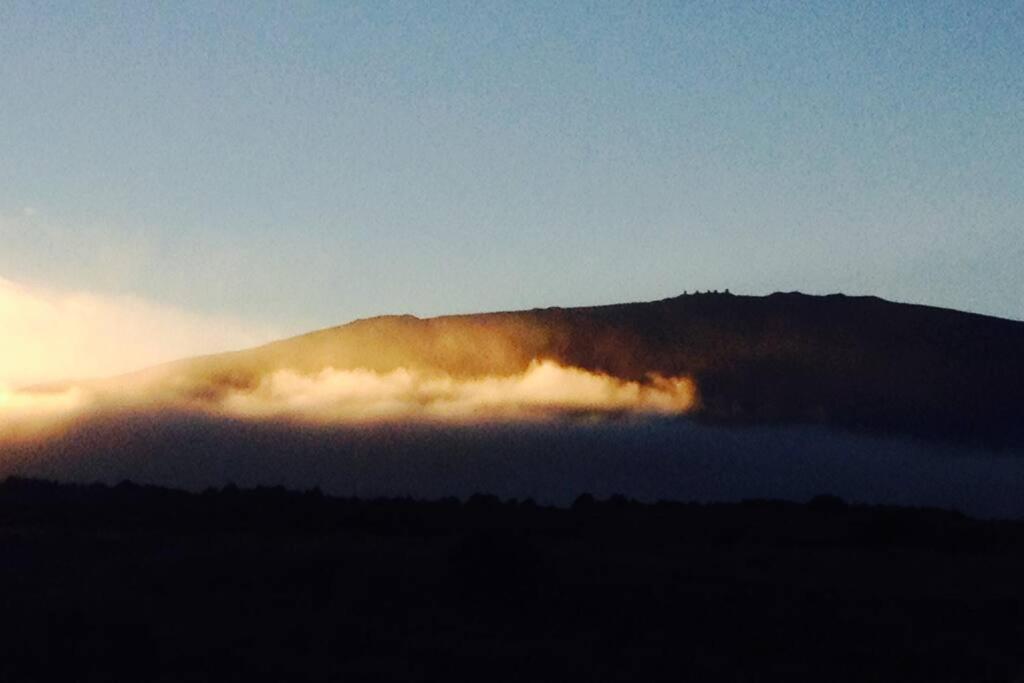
1 1 1022 335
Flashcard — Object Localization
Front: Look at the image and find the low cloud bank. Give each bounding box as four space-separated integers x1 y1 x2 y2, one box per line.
220 360 697 422
0 359 697 445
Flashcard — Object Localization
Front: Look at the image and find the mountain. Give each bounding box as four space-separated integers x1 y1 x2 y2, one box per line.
119 290 1024 446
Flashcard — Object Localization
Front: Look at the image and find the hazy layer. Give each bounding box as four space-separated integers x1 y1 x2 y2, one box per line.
0 359 697 445
2 351 1020 519
3 415 1022 519
221 361 696 421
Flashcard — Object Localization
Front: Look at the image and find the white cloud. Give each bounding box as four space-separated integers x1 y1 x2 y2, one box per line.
0 357 698 446
218 360 698 423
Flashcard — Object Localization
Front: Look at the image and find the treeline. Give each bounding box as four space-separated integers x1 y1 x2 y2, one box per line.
1 476 1021 556
2 477 1023 682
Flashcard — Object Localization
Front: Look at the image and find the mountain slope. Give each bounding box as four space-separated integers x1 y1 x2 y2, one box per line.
137 291 1024 446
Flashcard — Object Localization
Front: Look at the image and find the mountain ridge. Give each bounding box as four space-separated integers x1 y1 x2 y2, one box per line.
36 290 1024 447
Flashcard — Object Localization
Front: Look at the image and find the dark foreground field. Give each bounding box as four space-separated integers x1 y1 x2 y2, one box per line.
1 478 1022 682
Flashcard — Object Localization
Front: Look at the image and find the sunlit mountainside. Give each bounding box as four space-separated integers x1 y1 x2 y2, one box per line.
17 290 1023 446
5 290 1024 519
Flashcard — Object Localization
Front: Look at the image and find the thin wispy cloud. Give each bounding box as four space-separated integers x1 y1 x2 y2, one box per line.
0 276 277 389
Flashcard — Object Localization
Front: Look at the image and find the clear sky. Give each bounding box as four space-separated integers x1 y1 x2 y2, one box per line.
2 1 1022 338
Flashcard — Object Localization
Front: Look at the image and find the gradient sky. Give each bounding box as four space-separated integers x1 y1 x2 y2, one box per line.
2 1 1022 337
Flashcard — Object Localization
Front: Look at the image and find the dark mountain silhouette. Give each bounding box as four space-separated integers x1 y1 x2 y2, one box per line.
125 290 1024 446
5 294 1023 681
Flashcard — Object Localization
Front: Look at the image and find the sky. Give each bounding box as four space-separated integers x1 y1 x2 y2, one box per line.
1 1 1022 381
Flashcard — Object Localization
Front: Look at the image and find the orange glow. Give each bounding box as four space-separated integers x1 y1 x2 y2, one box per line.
0 384 86 442
0 278 700 448
0 360 698 446
218 360 697 422
0 276 274 389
